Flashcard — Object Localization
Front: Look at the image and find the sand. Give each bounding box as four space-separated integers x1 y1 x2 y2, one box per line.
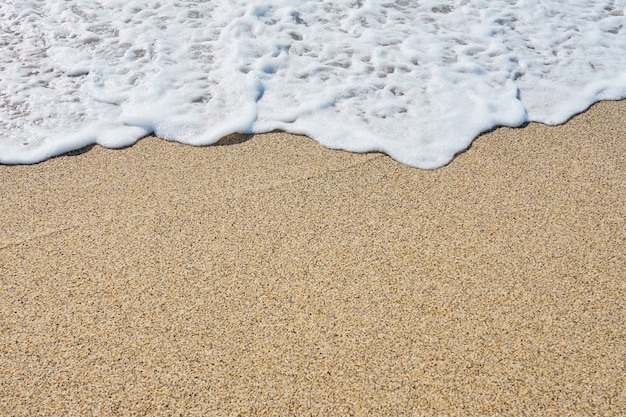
1 100 625 416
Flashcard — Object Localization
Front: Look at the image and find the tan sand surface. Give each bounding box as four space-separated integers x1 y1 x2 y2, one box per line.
1 100 625 416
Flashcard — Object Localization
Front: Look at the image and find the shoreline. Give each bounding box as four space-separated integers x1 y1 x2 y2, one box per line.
1 100 624 415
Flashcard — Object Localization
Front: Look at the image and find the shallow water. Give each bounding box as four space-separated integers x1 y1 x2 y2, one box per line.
1 0 625 167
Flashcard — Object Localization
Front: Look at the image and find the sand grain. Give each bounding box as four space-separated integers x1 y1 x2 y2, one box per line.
1 101 625 416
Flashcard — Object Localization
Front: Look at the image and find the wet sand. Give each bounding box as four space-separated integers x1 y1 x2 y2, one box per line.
1 100 624 416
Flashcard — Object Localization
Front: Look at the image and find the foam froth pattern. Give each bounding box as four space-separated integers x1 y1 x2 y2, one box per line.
1 0 625 167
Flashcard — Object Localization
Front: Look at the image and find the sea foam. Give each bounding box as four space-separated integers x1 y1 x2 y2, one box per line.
1 0 625 168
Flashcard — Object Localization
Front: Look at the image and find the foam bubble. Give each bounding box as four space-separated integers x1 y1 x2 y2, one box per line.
1 0 624 167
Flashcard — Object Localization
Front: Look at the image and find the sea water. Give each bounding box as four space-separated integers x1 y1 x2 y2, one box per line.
1 0 624 168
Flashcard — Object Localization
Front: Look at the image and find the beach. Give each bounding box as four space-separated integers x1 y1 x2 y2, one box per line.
1 99 624 415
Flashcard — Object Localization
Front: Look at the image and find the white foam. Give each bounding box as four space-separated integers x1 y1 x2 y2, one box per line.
1 0 625 167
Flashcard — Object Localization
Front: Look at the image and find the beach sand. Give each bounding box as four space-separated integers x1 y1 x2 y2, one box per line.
1 100 624 416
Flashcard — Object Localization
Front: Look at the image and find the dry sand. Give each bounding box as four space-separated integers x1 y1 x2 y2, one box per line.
1 100 625 416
